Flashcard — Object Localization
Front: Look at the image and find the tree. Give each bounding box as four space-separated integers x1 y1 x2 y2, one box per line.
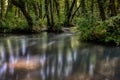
108 0 117 17
11 0 33 31
0 0 120 33
45 0 51 26
0 0 5 20
64 0 77 26
97 0 106 21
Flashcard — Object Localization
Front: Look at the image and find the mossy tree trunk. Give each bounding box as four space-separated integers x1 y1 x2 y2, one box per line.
97 0 106 21
117 0 120 13
64 0 77 26
32 1 38 18
49 0 55 27
11 0 33 31
70 2 81 22
81 0 86 15
54 0 60 21
108 0 117 17
45 0 59 32
0 0 5 20
45 0 51 26
5 0 13 18
39 0 43 19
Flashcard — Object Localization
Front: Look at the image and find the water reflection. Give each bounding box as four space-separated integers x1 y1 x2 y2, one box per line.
0 33 120 80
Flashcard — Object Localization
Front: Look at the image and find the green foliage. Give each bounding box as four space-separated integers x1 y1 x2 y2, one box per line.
0 0 120 36
77 15 97 40
78 16 120 46
0 17 29 33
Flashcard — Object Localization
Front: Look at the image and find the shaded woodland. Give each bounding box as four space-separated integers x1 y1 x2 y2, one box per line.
0 0 120 45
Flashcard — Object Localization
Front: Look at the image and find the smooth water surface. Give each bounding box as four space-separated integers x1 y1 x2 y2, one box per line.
0 32 120 80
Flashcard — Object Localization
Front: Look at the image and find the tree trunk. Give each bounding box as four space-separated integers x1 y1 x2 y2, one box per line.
47 0 56 32
81 0 86 14
65 0 70 16
117 0 120 13
65 0 77 26
108 0 117 16
32 1 39 19
97 0 106 21
49 0 55 27
39 1 42 19
45 0 51 26
0 0 4 20
91 0 94 26
64 0 70 24
20 7 33 29
91 0 94 15
11 0 33 30
5 0 13 18
70 3 81 22
54 0 60 20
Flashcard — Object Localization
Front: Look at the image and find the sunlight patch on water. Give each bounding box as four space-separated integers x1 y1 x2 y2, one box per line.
40 69 45 80
21 39 26 56
0 45 5 62
0 63 7 76
89 64 95 76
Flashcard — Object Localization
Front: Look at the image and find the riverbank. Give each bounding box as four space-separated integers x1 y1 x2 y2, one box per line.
78 16 120 46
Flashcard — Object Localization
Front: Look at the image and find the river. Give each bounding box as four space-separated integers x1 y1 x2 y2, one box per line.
0 32 120 80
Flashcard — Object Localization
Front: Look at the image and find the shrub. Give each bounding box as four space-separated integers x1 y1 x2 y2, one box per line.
77 16 120 46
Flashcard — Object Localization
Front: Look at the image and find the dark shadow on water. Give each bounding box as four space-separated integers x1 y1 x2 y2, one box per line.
0 32 120 80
